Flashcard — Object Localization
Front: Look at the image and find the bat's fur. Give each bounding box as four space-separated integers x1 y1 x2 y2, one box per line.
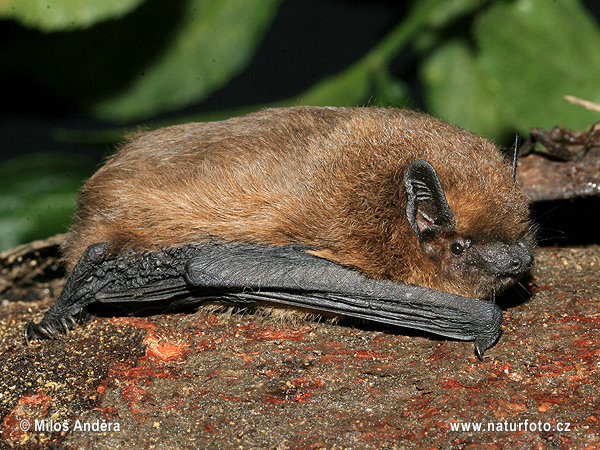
63 107 533 300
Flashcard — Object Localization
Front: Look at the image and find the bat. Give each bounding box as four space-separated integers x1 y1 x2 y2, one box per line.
24 107 535 358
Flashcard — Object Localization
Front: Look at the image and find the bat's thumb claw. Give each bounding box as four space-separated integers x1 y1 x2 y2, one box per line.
472 302 503 361
474 341 485 361
474 332 501 361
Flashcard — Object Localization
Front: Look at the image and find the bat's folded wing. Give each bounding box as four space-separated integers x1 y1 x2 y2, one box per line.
182 243 502 358
25 241 502 358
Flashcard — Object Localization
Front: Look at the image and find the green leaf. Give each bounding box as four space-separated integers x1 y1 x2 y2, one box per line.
476 0 600 134
0 0 146 31
56 0 442 143
421 40 503 137
423 0 490 29
93 0 282 121
422 0 600 140
2 0 281 123
0 153 95 251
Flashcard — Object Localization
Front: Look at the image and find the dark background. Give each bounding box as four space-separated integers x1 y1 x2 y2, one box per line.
1 1 405 163
4 0 598 164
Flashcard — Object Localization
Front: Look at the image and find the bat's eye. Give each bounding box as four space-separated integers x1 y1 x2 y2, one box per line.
450 239 471 256
450 241 465 256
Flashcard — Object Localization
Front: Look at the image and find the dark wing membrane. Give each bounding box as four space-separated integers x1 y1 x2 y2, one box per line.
26 241 502 358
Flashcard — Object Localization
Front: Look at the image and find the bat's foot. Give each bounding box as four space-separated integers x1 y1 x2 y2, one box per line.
24 241 112 345
24 313 79 345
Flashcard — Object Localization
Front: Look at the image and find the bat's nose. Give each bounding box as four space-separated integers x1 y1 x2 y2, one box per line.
502 244 534 276
482 240 534 277
508 253 532 274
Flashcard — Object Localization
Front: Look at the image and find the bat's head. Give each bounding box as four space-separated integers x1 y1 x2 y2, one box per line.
404 159 535 300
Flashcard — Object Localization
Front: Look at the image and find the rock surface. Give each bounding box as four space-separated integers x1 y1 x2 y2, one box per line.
1 244 598 449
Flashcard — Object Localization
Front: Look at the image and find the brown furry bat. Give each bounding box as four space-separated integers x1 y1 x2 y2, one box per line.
25 107 535 358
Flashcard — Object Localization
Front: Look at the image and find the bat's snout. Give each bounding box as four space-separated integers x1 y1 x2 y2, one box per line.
480 240 534 279
503 245 534 277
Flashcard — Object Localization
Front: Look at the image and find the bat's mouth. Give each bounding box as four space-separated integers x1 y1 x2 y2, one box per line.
476 274 523 301
474 245 534 301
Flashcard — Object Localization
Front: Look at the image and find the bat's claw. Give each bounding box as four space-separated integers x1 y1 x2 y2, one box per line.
24 322 55 345
60 315 77 335
24 313 79 345
474 341 485 361
474 332 500 361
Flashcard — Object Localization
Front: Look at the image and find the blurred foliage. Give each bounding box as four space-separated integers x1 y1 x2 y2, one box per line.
1 0 599 250
0 0 145 31
420 0 600 138
0 154 96 251
1 0 281 121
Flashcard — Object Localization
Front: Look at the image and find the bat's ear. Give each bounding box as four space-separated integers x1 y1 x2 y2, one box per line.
404 159 455 242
